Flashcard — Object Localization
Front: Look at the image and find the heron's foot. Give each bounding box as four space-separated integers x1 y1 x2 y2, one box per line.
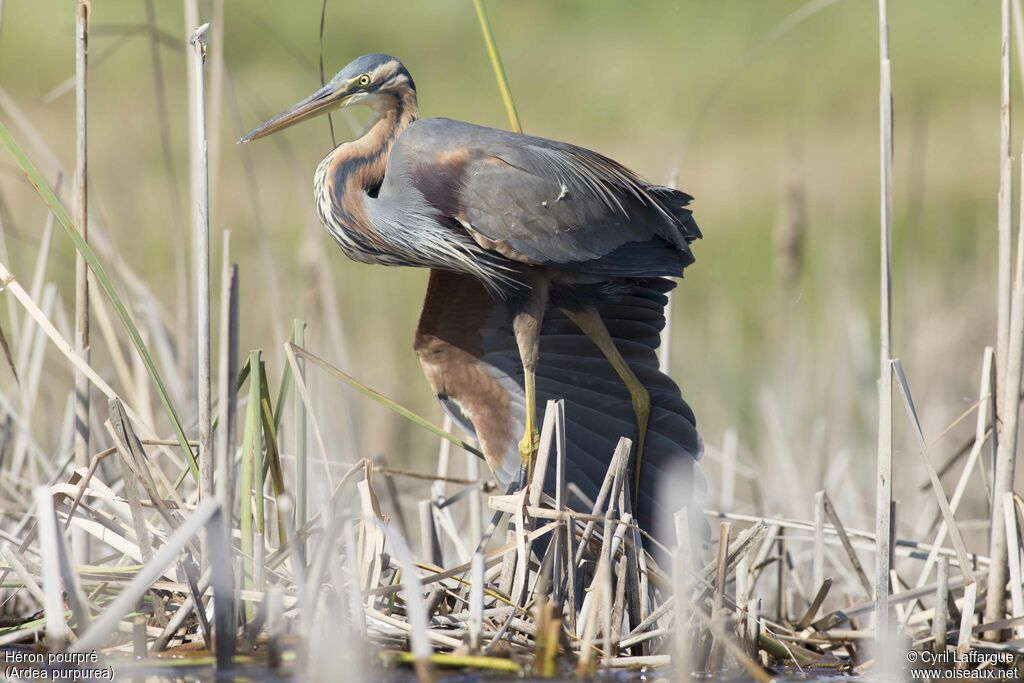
517 428 540 489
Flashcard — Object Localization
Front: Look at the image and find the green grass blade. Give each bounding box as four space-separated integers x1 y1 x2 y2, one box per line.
471 0 522 133
288 342 484 460
272 358 291 431
0 121 197 481
251 352 265 536
257 360 287 543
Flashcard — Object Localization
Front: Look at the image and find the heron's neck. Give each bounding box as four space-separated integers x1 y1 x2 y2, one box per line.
318 92 418 225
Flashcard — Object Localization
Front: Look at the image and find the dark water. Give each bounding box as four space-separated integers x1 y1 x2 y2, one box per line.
1 647 857 681
105 662 859 682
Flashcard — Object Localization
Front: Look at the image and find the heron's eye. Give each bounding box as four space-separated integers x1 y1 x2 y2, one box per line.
358 74 371 87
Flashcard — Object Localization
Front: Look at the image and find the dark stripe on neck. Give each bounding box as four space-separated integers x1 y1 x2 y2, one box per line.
331 96 412 214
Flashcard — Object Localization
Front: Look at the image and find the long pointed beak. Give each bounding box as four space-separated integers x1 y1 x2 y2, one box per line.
239 82 344 143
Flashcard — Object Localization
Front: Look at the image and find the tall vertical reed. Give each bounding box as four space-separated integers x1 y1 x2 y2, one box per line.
873 0 894 647
987 0 1018 633
72 0 90 564
189 22 213 515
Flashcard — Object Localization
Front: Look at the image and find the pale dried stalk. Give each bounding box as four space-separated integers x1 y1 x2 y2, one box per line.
374 520 434 683
215 237 238 524
987 133 1024 636
934 558 949 652
874 0 894 646
72 0 90 565
189 23 213 511
911 347 994 598
292 319 307 556
891 360 976 586
813 491 825 592
957 582 978 661
69 499 231 658
998 0 1014 409
1003 492 1024 637
985 0 1017 637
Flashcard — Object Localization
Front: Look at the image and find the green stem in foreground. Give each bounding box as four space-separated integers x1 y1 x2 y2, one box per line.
0 121 198 482
288 343 484 460
471 0 522 133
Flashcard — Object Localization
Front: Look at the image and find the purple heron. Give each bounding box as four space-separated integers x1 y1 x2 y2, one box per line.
242 53 704 536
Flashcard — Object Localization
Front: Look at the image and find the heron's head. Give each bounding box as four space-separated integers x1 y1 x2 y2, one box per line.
240 53 415 142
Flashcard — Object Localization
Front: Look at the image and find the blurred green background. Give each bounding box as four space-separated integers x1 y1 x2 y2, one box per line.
0 1 1012 533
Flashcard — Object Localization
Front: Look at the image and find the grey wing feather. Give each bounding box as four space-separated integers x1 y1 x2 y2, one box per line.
392 118 700 277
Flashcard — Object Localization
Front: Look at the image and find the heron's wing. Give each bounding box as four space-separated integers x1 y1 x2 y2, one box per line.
415 269 706 544
393 119 701 278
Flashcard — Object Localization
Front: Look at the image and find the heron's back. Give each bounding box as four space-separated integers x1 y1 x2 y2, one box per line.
384 118 701 291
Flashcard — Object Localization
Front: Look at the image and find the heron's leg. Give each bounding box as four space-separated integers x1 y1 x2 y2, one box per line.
562 306 651 499
513 281 549 487
517 366 538 486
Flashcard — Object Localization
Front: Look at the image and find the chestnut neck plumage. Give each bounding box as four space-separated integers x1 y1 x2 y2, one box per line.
314 88 418 263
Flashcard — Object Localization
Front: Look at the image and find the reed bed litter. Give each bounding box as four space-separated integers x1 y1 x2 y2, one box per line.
0 362 1022 681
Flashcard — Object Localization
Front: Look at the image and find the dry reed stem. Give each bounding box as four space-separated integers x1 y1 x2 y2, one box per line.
1003 492 1024 637
292 319 307 558
987 142 1024 633
998 0 1015 409
874 0 894 646
909 347 994 605
189 24 213 518
216 239 238 527
72 0 90 566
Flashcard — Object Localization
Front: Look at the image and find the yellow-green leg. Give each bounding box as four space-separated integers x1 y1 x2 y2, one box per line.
563 307 651 499
513 280 548 488
518 367 540 484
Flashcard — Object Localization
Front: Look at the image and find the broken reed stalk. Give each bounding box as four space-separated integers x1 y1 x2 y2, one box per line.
72 0 90 565
987 0 1018 631
911 347 994 597
813 490 825 591
874 0 895 647
35 487 71 648
891 360 976 581
189 23 214 571
1002 492 1024 635
934 557 949 651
